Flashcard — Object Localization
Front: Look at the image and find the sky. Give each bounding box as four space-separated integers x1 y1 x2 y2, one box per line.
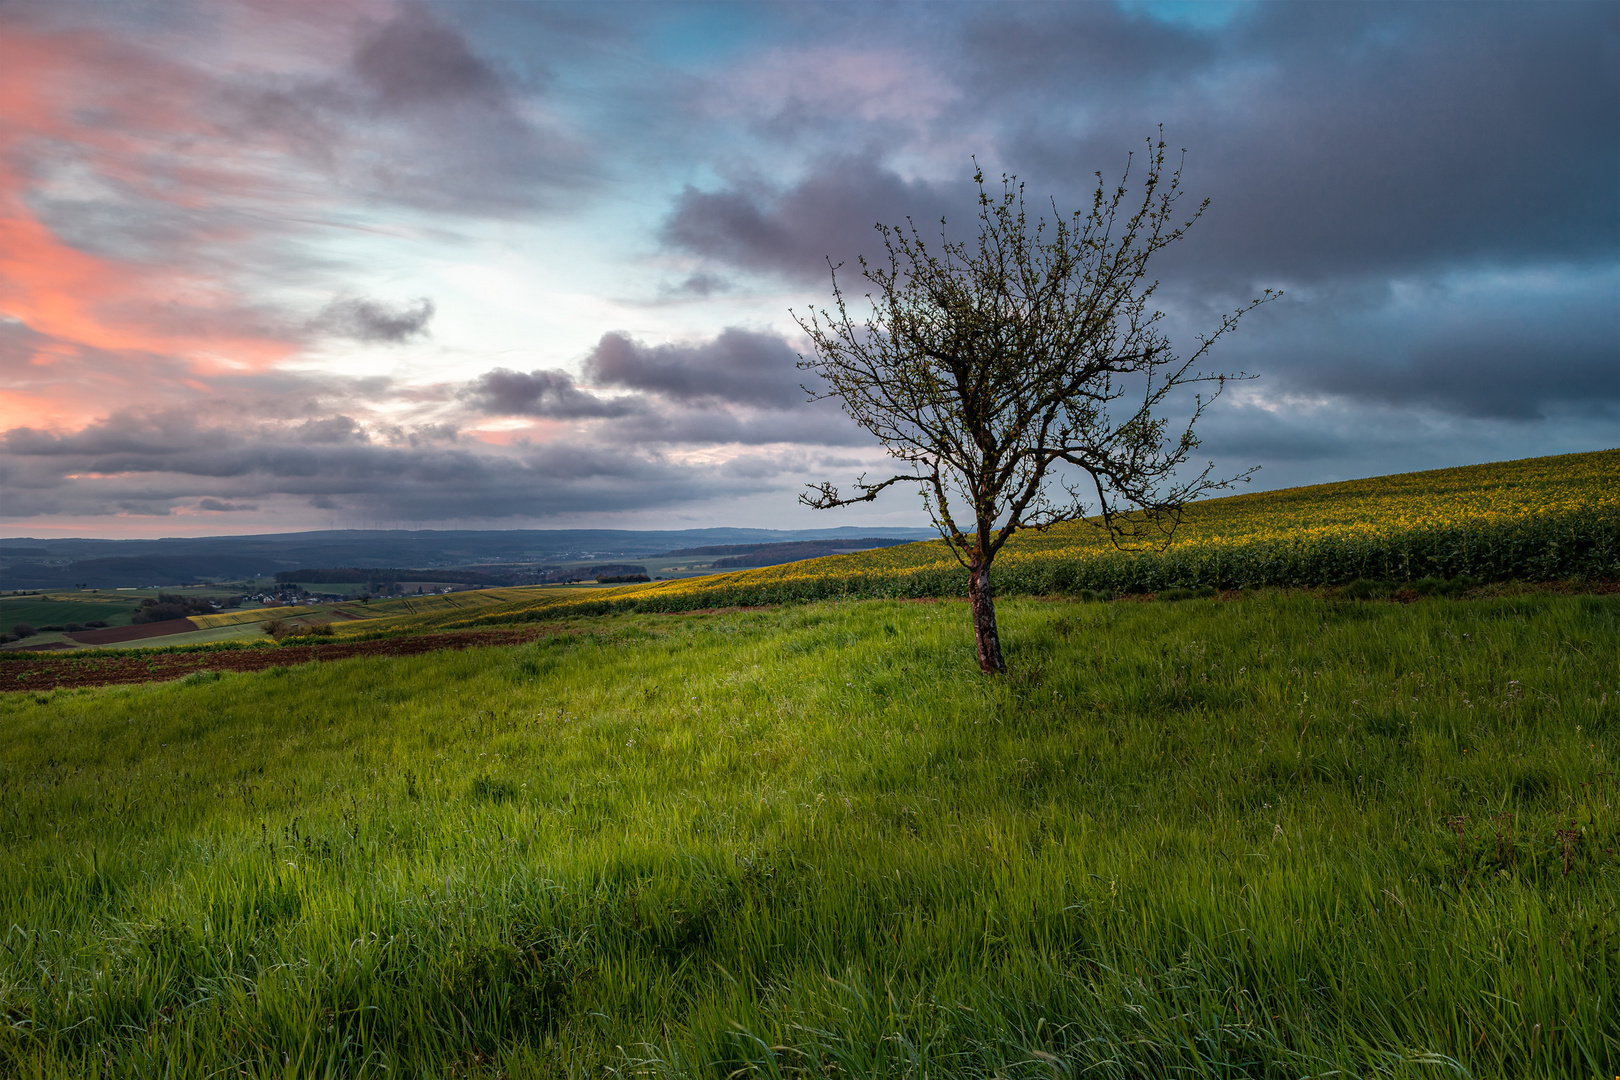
1 0 1615 539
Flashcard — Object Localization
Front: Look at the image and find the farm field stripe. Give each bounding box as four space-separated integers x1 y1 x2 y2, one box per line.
2 628 564 691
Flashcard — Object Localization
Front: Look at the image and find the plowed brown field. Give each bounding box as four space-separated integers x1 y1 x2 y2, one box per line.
1 628 559 692
67 618 199 645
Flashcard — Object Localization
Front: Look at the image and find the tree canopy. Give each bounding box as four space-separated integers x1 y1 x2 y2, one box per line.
796 137 1276 672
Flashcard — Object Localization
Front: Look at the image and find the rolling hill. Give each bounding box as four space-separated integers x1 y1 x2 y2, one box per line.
332 449 1618 635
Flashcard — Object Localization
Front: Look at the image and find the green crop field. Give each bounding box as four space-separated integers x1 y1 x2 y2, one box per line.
1 590 1615 1077
0 594 141 630
75 620 281 651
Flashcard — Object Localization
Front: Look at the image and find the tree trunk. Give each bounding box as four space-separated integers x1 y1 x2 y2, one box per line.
967 563 1006 674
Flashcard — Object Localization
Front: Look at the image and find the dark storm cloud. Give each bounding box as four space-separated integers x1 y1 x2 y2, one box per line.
1343 339 1617 421
968 2 1619 281
669 5 1616 287
309 296 436 343
465 367 633 418
2 411 374 477
1189 400 1357 464
1293 327 1618 423
0 409 788 521
1191 390 1620 497
584 328 811 408
663 2 1617 441
660 155 960 283
1210 269 1620 420
289 415 370 444
463 328 864 444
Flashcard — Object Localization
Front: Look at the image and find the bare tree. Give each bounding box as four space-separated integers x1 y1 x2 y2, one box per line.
795 137 1276 674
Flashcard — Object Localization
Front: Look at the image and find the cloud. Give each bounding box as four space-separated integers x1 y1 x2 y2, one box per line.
352 2 513 110
666 3 1616 290
462 328 865 445
1306 323 1619 423
1222 267 1620 420
0 407 795 522
0 308 417 435
2 1 1612 535
2 319 869 531
967 3 1619 282
0 2 574 470
962 4 1215 89
0 11 324 433
660 154 960 284
290 415 370 444
464 367 632 418
254 2 586 215
595 398 866 449
1194 389 1620 496
584 328 809 408
665 272 730 298
310 296 435 343
658 2 1616 441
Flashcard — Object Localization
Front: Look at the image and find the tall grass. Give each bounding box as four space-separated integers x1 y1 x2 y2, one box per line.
0 592 1615 1077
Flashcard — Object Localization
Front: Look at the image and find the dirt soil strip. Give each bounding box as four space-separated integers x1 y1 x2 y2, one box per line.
3 629 554 692
67 619 199 645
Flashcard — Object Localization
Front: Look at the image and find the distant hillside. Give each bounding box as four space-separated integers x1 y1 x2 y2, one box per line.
275 565 650 586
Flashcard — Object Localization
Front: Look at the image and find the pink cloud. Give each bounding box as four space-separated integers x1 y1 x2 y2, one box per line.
0 19 312 432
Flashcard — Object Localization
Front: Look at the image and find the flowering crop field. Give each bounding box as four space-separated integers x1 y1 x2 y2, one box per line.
349 450 1618 634
188 606 318 629
356 587 544 618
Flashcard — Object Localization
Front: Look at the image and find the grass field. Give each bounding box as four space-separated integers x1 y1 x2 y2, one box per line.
1 591 1614 1077
0 595 141 630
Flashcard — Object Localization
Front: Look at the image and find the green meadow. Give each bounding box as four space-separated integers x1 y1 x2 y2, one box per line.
0 595 141 631
1 591 1615 1077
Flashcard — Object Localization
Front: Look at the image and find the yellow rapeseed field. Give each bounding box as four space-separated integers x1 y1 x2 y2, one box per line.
188 606 319 629
356 587 544 618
